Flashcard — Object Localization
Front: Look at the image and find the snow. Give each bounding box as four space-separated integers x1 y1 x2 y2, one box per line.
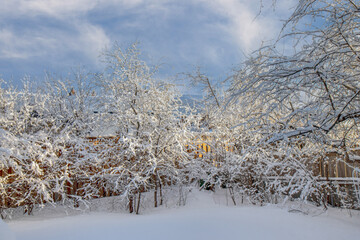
0 219 16 240
5 191 360 240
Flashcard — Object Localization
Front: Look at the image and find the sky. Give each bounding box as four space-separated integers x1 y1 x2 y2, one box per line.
0 0 296 93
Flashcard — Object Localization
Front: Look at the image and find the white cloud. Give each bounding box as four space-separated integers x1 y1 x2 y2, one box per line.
0 29 33 59
200 0 296 52
0 0 96 19
0 0 165 19
0 0 177 63
0 0 174 62
0 0 296 80
0 0 112 65
72 22 111 60
0 24 110 72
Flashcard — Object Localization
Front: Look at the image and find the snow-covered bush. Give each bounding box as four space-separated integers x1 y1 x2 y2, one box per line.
93 42 196 213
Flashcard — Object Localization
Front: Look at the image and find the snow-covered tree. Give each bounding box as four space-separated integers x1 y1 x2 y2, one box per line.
0 81 57 214
96 43 195 213
42 71 100 207
227 0 360 207
0 71 99 215
229 0 360 145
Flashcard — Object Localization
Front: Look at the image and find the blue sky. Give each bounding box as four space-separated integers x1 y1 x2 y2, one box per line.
0 0 296 93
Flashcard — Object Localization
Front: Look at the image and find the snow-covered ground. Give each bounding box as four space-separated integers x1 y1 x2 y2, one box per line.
3 190 360 240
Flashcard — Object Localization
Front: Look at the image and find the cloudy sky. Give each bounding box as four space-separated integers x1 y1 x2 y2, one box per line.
0 0 296 91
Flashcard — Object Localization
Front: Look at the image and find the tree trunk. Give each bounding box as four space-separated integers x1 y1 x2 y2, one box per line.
136 191 141 215
159 176 163 206
129 195 134 213
154 176 158 208
229 186 236 206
